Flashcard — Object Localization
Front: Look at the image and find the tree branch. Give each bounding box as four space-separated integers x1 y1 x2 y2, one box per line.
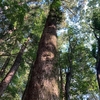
89 24 99 41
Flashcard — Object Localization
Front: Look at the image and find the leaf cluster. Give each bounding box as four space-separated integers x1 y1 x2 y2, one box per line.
49 0 63 24
92 8 100 31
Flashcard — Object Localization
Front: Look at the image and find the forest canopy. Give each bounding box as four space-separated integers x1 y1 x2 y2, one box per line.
0 0 100 100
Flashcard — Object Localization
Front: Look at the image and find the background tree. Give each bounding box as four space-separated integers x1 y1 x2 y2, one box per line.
58 26 98 99
0 0 44 99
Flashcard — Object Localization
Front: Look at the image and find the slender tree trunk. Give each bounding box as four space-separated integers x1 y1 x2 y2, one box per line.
96 40 100 100
0 57 10 77
22 1 61 100
65 71 71 100
0 40 28 96
93 31 100 96
97 60 100 89
96 40 100 90
65 52 72 100
59 66 63 100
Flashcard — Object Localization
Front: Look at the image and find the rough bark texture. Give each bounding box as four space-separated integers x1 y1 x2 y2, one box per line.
0 41 28 96
0 57 10 77
22 2 60 100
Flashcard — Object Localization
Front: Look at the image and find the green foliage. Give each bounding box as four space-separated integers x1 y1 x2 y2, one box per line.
58 25 98 99
4 1 29 26
0 0 99 99
0 0 44 99
92 8 100 30
51 0 61 9
91 44 97 58
49 0 62 24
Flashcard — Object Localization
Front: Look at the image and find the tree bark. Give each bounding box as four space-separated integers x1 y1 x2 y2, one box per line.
0 57 10 77
0 40 28 96
22 1 61 100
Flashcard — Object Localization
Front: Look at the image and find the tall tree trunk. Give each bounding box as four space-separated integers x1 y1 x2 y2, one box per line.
22 1 61 100
0 40 28 96
0 57 10 77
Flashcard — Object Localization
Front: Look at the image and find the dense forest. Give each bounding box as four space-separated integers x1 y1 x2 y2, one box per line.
0 0 100 100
